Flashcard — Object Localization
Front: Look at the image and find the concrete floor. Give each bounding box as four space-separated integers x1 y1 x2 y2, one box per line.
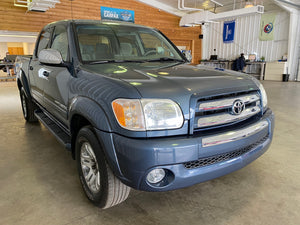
0 81 299 225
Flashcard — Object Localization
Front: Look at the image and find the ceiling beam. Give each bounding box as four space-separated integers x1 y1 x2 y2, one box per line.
180 5 264 26
136 0 185 17
275 0 300 9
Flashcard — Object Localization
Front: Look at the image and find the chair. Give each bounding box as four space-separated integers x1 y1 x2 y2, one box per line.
120 43 133 56
81 45 95 61
96 43 112 59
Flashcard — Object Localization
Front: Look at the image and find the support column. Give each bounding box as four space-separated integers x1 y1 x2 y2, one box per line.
274 0 300 81
201 23 210 60
287 10 300 81
23 42 29 55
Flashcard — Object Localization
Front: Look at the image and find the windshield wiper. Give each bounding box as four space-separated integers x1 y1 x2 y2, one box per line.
88 60 118 65
145 57 185 62
88 59 146 65
87 58 185 65
119 60 147 63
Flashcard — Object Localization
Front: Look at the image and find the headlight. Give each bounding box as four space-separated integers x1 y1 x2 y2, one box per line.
251 78 268 110
259 83 268 109
112 99 184 131
141 99 183 130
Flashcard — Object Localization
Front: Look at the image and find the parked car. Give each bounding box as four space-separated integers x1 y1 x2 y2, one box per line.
16 20 274 209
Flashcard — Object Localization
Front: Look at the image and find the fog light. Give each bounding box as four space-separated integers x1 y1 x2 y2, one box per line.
146 169 166 184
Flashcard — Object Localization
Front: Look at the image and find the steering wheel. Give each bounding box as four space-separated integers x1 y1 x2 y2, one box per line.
144 50 157 56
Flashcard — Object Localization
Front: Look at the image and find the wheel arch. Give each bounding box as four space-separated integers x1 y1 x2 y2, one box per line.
69 96 112 132
69 98 123 178
70 114 91 159
17 70 31 99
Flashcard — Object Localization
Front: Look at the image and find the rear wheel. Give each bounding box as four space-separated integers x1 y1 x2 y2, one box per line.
20 88 38 122
75 126 130 209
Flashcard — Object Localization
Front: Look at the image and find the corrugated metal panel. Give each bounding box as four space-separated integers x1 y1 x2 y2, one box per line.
205 11 289 61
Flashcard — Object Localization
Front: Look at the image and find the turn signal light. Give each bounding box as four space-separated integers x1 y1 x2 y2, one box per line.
112 99 146 131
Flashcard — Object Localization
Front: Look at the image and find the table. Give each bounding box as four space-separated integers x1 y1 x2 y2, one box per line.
200 60 266 80
0 62 15 76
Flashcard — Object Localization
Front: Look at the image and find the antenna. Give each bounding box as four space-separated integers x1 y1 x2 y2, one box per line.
70 0 74 20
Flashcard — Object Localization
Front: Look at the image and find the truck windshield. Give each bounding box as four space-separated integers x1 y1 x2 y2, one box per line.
75 23 184 63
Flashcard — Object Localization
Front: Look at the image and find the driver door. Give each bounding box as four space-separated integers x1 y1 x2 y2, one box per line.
42 25 71 126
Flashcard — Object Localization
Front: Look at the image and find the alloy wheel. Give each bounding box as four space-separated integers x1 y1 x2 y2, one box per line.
80 142 101 193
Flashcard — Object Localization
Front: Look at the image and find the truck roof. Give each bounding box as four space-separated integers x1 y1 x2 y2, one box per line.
45 19 154 30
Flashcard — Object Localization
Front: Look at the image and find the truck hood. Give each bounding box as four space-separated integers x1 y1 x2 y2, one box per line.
81 62 259 118
81 62 258 97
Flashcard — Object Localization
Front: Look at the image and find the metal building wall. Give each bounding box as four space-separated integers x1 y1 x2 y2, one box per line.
205 11 289 61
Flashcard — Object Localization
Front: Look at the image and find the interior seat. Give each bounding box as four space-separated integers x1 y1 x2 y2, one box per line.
96 43 113 59
120 43 133 56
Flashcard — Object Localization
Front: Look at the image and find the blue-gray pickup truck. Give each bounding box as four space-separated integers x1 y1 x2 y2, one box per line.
16 20 274 209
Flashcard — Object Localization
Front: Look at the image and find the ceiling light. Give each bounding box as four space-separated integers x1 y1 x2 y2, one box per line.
14 0 60 12
245 1 254 8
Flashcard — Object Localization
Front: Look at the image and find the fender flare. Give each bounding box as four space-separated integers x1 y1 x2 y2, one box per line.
69 96 124 177
17 70 32 99
69 96 112 132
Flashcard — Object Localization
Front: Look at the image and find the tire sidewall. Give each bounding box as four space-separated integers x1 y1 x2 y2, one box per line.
75 126 109 207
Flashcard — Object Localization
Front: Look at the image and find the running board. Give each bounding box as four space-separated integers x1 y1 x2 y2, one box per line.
34 110 71 151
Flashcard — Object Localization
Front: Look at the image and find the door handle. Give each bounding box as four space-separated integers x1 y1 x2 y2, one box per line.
29 66 33 70
43 71 50 77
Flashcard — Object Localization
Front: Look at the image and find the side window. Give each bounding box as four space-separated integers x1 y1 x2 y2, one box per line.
50 26 69 61
36 29 51 57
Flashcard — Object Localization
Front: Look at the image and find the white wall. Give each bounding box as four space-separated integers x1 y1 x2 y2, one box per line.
0 31 38 43
203 11 289 61
0 42 8 59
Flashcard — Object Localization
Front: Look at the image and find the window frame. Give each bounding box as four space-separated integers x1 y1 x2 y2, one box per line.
73 23 186 64
50 25 70 62
34 27 53 59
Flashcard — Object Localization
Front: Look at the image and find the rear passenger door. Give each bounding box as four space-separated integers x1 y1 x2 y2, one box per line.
42 25 71 127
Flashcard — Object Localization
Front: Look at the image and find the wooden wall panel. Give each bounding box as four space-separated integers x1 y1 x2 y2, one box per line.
8 47 24 55
0 0 201 62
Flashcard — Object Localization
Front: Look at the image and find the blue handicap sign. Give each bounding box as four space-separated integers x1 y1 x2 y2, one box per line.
223 20 235 43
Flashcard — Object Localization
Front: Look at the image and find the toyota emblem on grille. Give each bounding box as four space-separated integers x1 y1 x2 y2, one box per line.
232 100 245 115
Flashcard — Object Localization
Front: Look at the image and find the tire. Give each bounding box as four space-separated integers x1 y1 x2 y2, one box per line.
75 126 130 209
20 88 38 122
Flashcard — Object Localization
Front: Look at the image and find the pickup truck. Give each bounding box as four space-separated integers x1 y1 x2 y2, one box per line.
17 20 274 209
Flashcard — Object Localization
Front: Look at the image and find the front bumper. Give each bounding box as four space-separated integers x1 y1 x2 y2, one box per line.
97 109 274 191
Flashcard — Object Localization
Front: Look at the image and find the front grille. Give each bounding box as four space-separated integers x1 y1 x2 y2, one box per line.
193 91 261 131
184 134 269 169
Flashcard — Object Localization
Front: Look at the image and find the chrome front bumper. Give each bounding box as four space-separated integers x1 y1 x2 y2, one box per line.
202 120 269 147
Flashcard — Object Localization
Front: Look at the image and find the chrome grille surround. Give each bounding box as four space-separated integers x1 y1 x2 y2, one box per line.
194 91 261 130
198 93 260 111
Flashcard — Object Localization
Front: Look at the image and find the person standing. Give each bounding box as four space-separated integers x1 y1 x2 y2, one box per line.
236 53 246 72
4 52 12 76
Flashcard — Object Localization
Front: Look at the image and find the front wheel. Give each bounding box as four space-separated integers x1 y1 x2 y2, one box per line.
75 126 130 209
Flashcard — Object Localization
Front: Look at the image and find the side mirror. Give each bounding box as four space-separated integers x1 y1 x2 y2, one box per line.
182 50 192 62
38 49 63 65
